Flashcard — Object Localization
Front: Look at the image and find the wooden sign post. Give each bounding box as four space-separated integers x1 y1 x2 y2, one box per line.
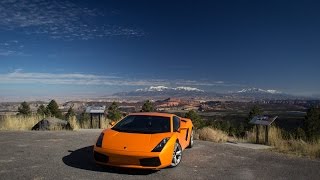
250 116 277 145
86 106 106 129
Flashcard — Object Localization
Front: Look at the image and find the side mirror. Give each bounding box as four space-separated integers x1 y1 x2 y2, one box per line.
109 121 115 126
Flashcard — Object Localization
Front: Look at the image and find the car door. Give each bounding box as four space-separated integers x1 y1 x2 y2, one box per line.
173 116 188 148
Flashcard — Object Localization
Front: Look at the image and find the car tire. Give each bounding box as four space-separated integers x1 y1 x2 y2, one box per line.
187 129 194 148
170 142 182 167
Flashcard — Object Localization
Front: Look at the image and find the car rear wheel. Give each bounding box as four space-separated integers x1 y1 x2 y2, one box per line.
170 142 182 167
187 129 194 148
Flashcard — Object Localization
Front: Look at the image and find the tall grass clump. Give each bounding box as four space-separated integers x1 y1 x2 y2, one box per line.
68 116 80 130
196 127 229 143
246 126 320 158
0 115 43 130
100 118 112 129
77 117 112 129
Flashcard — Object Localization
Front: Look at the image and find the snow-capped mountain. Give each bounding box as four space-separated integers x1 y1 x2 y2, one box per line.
113 86 299 100
136 86 204 92
173 86 204 92
231 88 296 100
136 86 169 92
114 86 205 97
237 88 282 94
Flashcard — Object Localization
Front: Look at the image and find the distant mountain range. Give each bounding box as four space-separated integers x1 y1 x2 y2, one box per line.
230 88 297 100
236 88 282 94
113 86 302 100
136 86 204 92
114 86 207 98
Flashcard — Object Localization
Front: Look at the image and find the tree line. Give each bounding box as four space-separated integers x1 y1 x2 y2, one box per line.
17 100 320 141
18 100 63 118
17 99 156 121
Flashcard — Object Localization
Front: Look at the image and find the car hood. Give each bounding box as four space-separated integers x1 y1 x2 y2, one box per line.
101 129 173 152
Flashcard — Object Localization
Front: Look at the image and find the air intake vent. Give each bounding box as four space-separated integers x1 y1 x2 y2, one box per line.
139 157 161 167
94 151 109 163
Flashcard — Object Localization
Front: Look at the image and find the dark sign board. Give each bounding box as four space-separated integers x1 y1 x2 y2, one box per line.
249 116 278 126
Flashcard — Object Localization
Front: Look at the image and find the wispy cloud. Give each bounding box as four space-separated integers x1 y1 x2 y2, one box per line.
175 80 243 87
0 0 144 41
0 40 28 56
0 70 232 88
0 70 166 86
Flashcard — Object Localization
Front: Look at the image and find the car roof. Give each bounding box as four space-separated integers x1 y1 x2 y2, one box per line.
128 112 175 118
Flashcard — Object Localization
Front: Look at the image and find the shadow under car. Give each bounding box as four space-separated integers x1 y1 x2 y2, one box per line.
62 145 158 175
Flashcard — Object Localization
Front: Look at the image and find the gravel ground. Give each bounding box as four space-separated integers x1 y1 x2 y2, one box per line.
0 130 319 180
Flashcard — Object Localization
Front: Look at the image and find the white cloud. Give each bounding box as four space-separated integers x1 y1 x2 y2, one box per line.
0 70 234 90
0 70 168 86
0 40 27 56
0 0 144 41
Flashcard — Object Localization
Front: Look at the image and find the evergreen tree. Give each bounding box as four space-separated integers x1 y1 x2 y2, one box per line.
220 120 231 132
247 105 263 121
36 104 46 116
44 106 52 117
141 100 154 112
18 101 31 116
47 100 62 118
185 110 204 129
303 106 320 141
246 105 263 130
107 102 122 121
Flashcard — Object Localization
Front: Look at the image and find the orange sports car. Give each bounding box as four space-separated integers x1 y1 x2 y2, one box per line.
93 112 194 169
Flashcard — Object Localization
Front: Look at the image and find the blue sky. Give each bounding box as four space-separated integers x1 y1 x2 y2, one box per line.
0 0 320 100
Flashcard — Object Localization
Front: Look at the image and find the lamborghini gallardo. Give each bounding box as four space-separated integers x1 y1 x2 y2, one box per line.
93 112 194 169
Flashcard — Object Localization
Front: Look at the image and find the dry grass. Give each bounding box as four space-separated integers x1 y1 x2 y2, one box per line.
0 115 43 130
246 126 320 158
77 118 112 129
100 119 112 129
0 115 113 131
196 127 229 143
3 115 319 158
68 116 80 130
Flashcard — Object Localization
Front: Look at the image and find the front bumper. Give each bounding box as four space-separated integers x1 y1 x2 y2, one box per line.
93 146 173 169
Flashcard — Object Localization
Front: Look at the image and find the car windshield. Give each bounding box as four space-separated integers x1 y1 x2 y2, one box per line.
112 115 171 134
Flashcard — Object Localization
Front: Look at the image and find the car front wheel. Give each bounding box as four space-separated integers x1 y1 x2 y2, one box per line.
170 142 182 167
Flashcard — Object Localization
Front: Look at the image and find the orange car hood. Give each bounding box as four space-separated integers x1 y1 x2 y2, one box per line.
102 129 173 152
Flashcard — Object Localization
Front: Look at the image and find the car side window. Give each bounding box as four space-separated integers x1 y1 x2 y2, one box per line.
173 116 180 132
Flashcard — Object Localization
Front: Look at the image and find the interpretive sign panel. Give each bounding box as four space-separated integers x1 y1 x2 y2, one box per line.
249 116 278 126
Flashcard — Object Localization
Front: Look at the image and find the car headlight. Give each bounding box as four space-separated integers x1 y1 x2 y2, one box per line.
96 133 104 147
152 137 170 152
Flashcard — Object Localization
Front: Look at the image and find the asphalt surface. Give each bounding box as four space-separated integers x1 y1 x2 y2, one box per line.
0 130 319 180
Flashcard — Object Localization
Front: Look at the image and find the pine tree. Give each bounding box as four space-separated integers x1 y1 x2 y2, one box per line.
37 104 46 116
107 102 122 121
18 101 31 116
185 110 204 129
47 100 62 118
246 105 263 130
303 106 320 141
141 100 154 112
247 105 263 121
